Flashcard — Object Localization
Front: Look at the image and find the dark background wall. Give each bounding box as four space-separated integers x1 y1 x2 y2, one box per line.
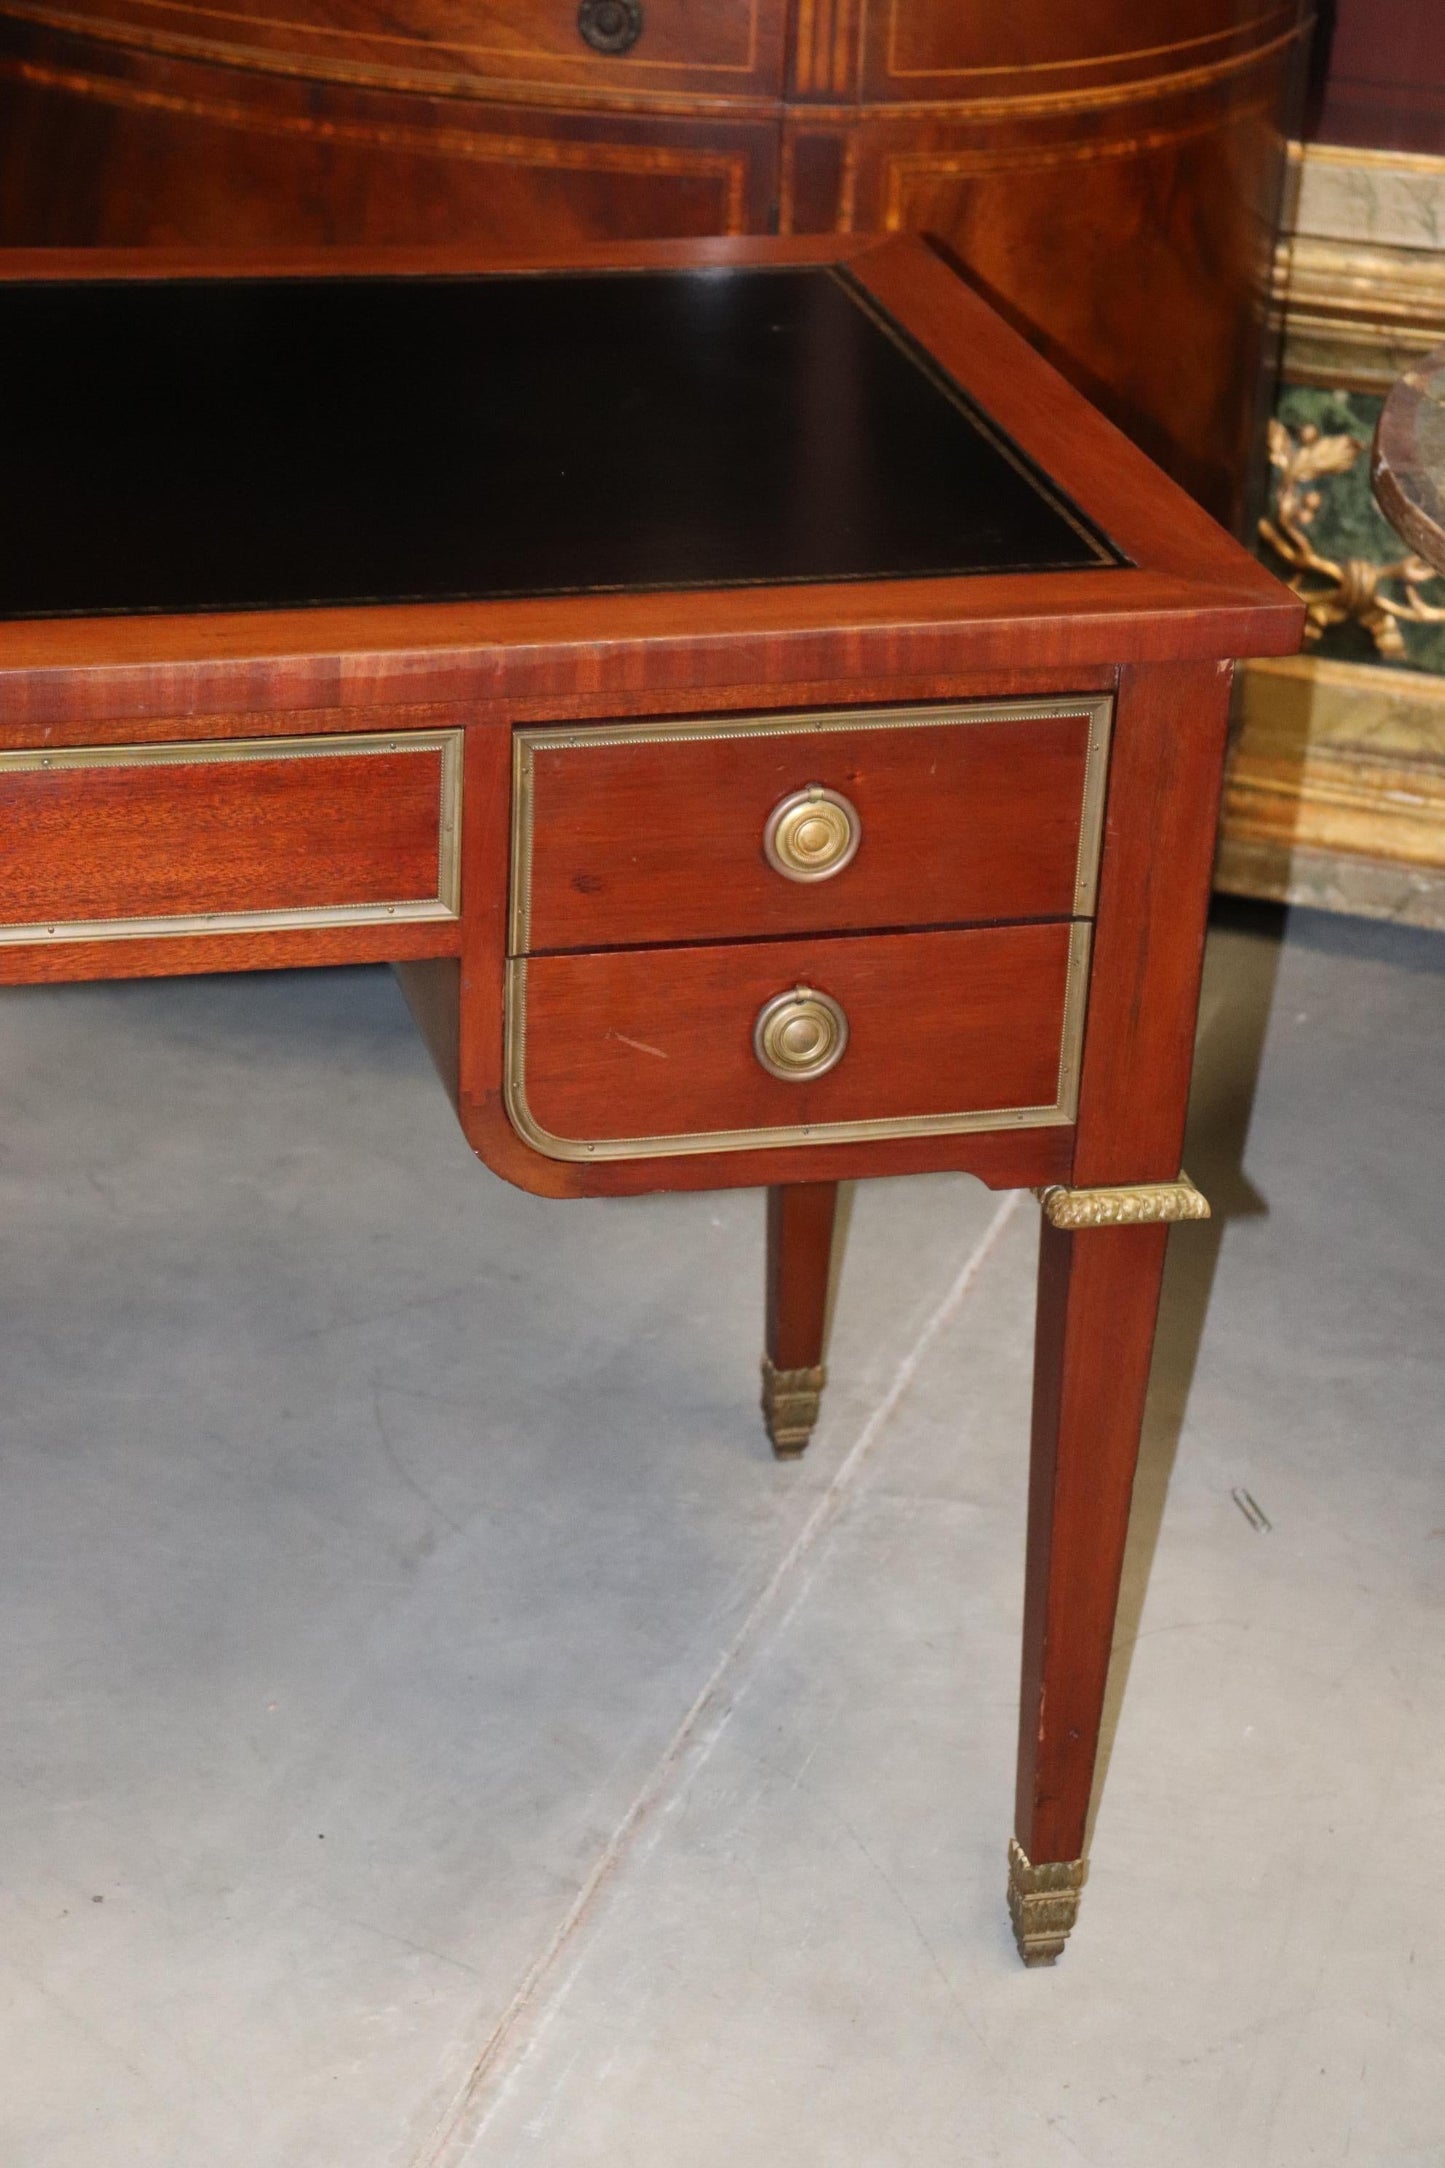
1308 0 1445 154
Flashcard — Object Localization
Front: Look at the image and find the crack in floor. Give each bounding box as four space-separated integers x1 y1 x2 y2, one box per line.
409 1188 1023 2168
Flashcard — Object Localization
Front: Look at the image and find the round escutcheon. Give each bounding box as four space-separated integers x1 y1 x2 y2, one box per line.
763 784 860 883
753 985 850 1082
577 0 643 54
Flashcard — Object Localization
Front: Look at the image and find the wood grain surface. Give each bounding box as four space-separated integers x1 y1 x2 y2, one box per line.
512 920 1077 1149
1071 658 1236 1187
0 228 1303 1937
765 1181 838 1374
1016 1217 1172 1865
0 0 1309 526
0 238 1301 734
447 715 1080 1199
518 702 1100 953
0 739 448 931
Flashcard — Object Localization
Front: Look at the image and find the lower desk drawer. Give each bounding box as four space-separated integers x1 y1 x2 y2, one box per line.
0 731 462 946
506 921 1089 1161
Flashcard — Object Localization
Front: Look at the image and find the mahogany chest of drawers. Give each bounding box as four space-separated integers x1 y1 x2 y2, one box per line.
0 232 1301 1962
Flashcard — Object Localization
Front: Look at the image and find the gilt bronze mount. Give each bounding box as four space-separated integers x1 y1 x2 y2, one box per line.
1035 1173 1211 1230
1007 1839 1088 1966
760 1357 827 1458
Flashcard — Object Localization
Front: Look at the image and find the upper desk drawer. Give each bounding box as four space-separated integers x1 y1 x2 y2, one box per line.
511 698 1112 955
0 731 461 947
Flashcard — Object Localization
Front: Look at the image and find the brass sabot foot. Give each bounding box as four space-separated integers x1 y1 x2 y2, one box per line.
760 1357 826 1458
1007 1837 1087 1966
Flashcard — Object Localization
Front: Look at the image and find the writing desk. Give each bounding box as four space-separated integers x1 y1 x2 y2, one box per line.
0 234 1301 1963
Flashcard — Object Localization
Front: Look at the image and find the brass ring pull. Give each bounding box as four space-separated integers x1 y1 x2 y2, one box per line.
577 0 643 52
753 985 849 1082
763 784 860 883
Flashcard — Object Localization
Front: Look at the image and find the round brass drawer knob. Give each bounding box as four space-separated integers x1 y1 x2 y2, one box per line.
763 784 860 883
753 986 849 1082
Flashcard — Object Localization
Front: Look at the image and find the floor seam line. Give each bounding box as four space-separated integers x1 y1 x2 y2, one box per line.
408 1185 1025 2168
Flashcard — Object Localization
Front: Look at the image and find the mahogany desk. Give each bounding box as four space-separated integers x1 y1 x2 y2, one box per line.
0 235 1302 1965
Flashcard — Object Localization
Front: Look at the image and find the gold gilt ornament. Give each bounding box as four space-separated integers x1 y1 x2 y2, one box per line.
1260 418 1445 660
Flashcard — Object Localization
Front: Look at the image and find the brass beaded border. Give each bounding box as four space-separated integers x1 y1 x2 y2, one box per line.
502 919 1091 1162
0 730 463 945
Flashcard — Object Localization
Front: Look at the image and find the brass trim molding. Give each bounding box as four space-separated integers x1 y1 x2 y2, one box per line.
1007 1838 1086 1967
1073 696 1113 913
0 729 462 946
510 696 1114 955
504 919 1090 1163
1035 1172 1209 1229
760 1358 826 1457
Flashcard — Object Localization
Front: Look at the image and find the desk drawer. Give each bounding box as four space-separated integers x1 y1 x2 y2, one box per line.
420 0 777 84
511 699 1111 953
0 731 461 946
506 919 1088 1161
48 0 785 97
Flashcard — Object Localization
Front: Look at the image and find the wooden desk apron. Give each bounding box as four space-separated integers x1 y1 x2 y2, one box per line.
0 233 1302 1964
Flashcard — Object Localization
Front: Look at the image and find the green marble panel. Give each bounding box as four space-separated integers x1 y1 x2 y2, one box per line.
1261 386 1445 678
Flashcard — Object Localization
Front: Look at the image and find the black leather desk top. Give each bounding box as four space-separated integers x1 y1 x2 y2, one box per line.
0 266 1124 620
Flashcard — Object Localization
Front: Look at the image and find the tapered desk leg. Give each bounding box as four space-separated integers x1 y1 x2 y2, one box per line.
1005 661 1231 1961
1010 1212 1172 1964
761 1181 839 1457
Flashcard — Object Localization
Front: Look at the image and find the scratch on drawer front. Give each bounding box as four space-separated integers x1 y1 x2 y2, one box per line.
608 1030 670 1060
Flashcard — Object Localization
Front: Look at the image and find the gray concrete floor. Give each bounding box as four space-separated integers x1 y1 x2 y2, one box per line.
2 904 1441 2167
